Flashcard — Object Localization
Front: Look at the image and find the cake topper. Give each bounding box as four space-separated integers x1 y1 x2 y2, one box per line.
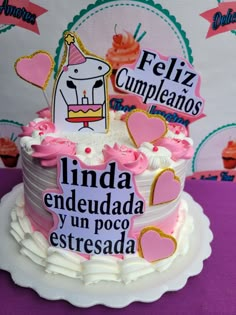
139 227 177 263
126 110 167 147
150 169 181 205
112 47 205 125
52 32 111 133
15 51 54 107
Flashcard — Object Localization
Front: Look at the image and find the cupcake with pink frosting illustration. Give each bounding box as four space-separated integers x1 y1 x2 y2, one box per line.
106 23 146 93
0 136 20 167
0 120 22 168
222 140 236 169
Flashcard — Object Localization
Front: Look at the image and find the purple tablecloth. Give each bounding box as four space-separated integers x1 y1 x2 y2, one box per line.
0 170 236 314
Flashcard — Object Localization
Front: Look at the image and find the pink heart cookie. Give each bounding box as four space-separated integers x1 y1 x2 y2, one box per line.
15 51 54 90
126 110 167 147
139 227 177 262
151 169 181 205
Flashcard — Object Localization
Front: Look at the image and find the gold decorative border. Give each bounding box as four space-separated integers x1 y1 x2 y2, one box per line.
138 226 177 263
14 50 54 91
125 109 168 148
149 168 181 206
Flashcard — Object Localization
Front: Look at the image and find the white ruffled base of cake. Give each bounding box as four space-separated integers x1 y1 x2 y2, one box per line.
0 184 213 307
9 184 194 285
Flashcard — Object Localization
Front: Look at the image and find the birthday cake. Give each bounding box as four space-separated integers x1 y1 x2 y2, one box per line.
10 109 193 284
9 31 204 285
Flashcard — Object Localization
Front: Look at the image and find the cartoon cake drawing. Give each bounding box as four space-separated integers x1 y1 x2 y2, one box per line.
106 24 145 93
53 32 111 132
222 140 236 169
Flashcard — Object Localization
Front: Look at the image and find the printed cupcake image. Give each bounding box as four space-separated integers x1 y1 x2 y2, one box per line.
0 136 20 168
222 140 236 169
106 23 146 93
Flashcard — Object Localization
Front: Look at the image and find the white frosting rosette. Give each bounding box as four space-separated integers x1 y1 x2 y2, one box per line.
138 142 172 169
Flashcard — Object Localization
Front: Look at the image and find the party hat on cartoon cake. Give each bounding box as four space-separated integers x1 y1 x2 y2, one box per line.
65 33 86 65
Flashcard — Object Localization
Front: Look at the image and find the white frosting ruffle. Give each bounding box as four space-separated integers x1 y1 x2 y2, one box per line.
10 189 194 285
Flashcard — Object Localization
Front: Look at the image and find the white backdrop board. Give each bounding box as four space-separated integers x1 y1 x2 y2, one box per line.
0 0 235 182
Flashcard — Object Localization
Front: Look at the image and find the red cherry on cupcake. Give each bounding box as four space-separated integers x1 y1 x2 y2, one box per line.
113 24 123 45
113 33 122 44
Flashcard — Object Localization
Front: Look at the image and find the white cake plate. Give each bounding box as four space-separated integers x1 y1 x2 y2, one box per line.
0 184 213 308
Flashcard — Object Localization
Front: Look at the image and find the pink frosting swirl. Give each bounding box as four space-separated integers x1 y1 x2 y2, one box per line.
103 143 148 174
36 107 51 119
154 138 194 161
32 136 76 167
168 123 188 136
20 120 55 137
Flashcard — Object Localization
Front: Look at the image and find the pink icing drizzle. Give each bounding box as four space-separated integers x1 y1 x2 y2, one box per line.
68 105 102 112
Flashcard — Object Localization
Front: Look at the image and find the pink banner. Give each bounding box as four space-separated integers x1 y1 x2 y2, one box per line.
0 0 47 34
109 94 206 127
201 2 236 38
